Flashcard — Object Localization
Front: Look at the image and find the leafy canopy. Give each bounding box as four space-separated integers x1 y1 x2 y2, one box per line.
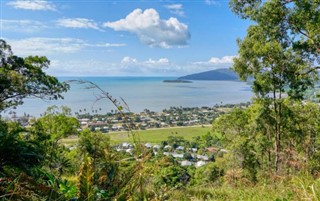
0 39 69 111
230 0 319 100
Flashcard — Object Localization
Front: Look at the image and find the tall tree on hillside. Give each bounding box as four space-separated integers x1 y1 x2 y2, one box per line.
33 106 79 173
229 0 319 173
0 39 69 112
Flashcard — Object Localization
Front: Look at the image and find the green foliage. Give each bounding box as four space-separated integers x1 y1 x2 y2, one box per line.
108 126 212 144
229 0 319 174
239 140 259 183
78 129 110 159
167 136 186 149
30 106 80 177
0 120 45 174
0 39 69 111
183 152 193 160
154 162 190 190
78 156 95 201
36 106 80 142
193 163 224 185
59 179 78 199
230 0 320 59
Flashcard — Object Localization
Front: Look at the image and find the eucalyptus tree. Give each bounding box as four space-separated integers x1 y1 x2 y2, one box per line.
229 0 319 173
213 106 260 181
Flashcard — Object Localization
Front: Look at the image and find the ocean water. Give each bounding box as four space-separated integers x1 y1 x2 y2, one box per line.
6 77 253 117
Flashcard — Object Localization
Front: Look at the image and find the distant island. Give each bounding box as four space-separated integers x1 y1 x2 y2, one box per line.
163 79 192 83
178 68 239 81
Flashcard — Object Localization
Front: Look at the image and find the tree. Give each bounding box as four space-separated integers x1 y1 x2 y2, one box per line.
36 106 79 143
193 163 224 185
230 0 319 59
78 129 110 164
229 0 319 173
32 106 79 174
0 39 69 111
213 106 262 181
0 120 45 174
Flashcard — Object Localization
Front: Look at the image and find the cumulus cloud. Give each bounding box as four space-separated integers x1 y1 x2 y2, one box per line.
119 57 173 74
114 56 236 75
164 4 185 17
7 0 56 11
1 19 48 33
46 56 174 76
44 55 238 76
192 56 237 70
193 56 236 65
57 18 101 30
209 56 236 64
120 57 170 72
121 57 170 66
145 58 169 65
103 8 190 48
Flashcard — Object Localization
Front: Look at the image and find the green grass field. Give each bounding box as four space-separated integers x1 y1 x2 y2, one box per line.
109 125 212 144
61 125 212 145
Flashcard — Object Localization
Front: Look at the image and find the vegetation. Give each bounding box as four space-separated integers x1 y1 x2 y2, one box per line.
62 126 212 145
0 39 69 112
230 0 320 174
0 0 319 200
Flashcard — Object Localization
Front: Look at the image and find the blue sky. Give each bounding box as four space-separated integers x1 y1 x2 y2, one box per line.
1 0 252 76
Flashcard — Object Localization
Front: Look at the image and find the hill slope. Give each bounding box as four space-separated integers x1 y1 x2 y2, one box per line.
178 68 239 81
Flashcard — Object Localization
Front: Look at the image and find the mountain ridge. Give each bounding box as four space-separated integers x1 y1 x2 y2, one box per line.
178 68 239 81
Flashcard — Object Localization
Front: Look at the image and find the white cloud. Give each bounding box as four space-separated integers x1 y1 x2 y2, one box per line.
96 43 126 47
121 56 138 64
8 37 88 55
1 19 48 33
118 56 172 74
209 56 236 64
7 0 56 11
7 37 127 56
57 18 101 30
103 8 190 48
45 55 237 76
47 57 172 76
193 56 236 65
145 58 169 65
121 57 170 66
165 4 185 17
187 55 236 73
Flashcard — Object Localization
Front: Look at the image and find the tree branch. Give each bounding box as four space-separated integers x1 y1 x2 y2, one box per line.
299 66 320 76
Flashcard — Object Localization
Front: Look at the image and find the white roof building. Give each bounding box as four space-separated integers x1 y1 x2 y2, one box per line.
195 161 207 168
181 160 192 166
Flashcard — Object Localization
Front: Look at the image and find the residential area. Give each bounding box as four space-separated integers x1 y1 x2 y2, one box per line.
77 103 250 133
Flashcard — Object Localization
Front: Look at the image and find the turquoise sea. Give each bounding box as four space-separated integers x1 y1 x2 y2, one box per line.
7 77 253 117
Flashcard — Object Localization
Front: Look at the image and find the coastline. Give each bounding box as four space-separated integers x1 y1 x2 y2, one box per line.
4 77 253 117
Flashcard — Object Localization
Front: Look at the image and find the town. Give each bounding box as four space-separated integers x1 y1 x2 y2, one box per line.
6 102 251 133
76 103 250 133
5 103 248 169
